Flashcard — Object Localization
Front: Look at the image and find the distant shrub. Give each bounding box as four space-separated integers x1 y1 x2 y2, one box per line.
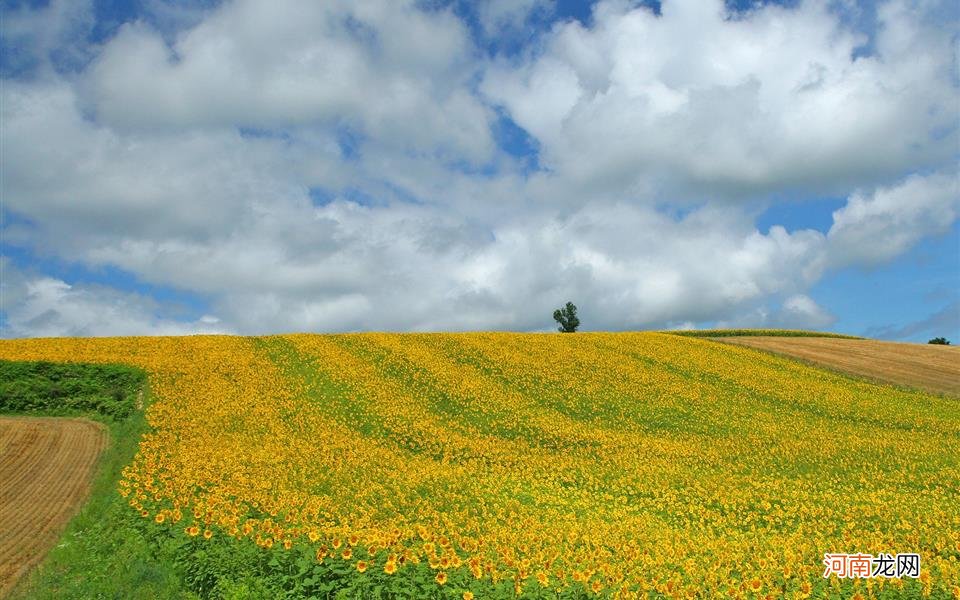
928 337 951 345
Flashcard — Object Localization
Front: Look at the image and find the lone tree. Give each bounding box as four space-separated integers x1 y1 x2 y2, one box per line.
928 337 951 345
553 302 580 333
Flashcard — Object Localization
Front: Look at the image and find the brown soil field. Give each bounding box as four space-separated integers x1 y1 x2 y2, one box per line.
0 417 107 598
718 336 960 396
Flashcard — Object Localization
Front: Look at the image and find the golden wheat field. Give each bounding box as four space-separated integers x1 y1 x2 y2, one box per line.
0 333 957 599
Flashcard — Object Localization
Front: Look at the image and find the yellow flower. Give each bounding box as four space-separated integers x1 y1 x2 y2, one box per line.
356 560 368 573
5 332 953 598
436 571 448 585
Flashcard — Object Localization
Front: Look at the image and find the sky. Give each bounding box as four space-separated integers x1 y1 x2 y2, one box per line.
1 0 958 341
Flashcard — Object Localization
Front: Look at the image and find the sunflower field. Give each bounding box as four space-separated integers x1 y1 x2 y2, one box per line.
1 333 957 599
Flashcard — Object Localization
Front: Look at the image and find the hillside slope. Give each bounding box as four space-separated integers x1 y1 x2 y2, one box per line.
1 333 957 598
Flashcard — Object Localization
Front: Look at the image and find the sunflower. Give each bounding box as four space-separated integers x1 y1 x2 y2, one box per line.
154 513 165 524
462 592 474 600
356 560 368 573
436 571 448 585
384 561 398 575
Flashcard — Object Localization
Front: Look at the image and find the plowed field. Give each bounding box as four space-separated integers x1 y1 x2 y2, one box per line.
0 417 107 597
718 336 960 396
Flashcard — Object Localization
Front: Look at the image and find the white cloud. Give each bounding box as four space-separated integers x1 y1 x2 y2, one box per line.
716 294 835 330
1 0 957 337
482 0 958 199
827 172 960 267
477 0 552 37
0 261 229 338
0 0 94 74
777 294 835 329
82 0 495 163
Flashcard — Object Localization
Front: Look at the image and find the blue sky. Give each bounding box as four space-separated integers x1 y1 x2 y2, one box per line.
1 0 958 340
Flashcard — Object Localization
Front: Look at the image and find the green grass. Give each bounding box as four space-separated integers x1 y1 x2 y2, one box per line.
662 328 863 339
1 360 193 600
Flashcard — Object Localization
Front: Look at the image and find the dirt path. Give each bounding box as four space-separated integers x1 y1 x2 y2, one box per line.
718 337 960 396
0 417 108 597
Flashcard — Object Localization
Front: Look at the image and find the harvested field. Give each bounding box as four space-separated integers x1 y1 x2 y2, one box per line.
0 417 107 597
718 336 960 396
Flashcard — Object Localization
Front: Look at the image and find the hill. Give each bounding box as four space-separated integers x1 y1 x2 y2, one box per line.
1 333 957 598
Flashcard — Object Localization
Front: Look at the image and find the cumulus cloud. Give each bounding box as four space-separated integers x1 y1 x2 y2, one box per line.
0 260 229 338
482 0 958 200
0 0 957 337
477 0 552 37
716 293 836 330
827 172 959 268
82 0 495 163
0 0 94 74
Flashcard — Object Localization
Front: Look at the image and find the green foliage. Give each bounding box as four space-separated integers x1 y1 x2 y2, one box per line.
0 360 145 420
552 302 580 333
664 329 862 339
928 337 951 345
5 362 191 600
